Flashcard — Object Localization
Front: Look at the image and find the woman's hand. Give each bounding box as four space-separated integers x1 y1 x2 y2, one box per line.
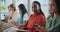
11 22 19 26
5 16 9 23
33 25 42 32
34 25 48 32
11 22 22 29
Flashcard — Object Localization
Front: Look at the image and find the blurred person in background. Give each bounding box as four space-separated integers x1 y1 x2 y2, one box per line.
12 4 29 29
5 4 19 24
18 4 29 26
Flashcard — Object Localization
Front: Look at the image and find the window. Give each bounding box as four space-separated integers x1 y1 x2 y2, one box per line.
0 0 12 20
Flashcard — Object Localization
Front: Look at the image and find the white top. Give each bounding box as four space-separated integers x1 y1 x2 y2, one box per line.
23 13 29 21
18 13 29 24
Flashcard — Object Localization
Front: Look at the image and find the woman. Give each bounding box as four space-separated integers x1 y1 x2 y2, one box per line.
5 4 19 23
26 1 46 32
34 0 60 32
13 4 29 28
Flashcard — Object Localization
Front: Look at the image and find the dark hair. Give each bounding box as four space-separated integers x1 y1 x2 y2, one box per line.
33 1 44 16
8 4 16 11
18 4 27 17
54 0 60 14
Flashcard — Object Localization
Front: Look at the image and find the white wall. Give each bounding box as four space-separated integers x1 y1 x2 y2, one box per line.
1 0 12 20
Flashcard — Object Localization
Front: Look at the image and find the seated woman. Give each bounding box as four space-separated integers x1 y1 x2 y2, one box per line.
34 0 60 32
26 1 46 32
5 4 19 23
18 4 29 25
13 4 29 28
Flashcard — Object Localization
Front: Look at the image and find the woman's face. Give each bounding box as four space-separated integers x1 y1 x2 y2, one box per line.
32 3 40 14
49 0 57 13
18 8 22 14
8 7 14 11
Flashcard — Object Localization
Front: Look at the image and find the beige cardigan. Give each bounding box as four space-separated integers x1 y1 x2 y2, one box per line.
7 10 20 23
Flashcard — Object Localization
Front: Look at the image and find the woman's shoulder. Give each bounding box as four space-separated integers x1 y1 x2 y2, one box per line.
47 15 52 20
24 13 28 15
40 14 45 18
23 13 29 21
13 10 20 16
30 14 35 17
56 16 60 21
14 10 18 13
24 13 29 17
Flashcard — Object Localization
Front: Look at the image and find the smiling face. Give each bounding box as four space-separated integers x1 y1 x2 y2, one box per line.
49 0 58 14
32 3 40 14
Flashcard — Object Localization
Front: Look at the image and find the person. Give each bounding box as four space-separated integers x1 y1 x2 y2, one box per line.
13 4 29 28
34 0 60 32
5 4 19 23
18 4 29 25
26 1 46 32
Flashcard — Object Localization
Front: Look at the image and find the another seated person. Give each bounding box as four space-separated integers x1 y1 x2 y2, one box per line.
13 4 29 28
5 4 19 23
26 1 46 32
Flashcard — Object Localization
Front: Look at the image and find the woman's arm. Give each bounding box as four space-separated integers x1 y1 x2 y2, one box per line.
34 25 48 32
